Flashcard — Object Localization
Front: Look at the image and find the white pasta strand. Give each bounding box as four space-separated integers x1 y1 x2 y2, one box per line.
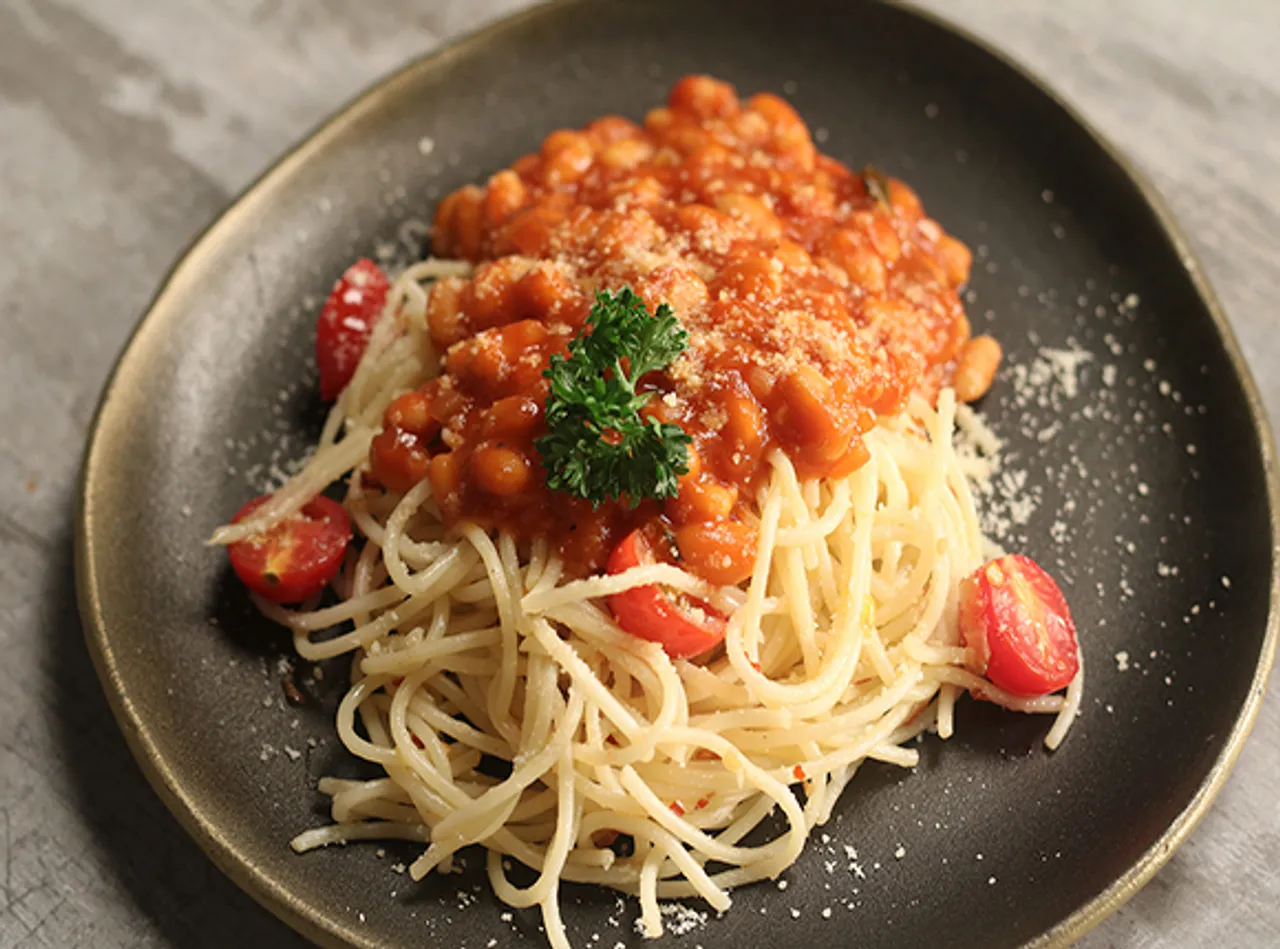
210 315 1077 948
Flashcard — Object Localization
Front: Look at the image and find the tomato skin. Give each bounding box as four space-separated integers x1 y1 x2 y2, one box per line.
315 258 391 400
959 554 1079 697
227 494 352 603
606 529 726 660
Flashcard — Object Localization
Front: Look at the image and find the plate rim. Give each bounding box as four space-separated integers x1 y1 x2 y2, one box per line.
74 1 1280 947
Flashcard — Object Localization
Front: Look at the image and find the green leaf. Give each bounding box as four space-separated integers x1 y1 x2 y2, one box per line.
534 287 691 507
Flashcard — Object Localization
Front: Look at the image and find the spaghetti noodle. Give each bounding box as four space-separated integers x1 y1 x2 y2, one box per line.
210 76 1082 948
214 259 1080 948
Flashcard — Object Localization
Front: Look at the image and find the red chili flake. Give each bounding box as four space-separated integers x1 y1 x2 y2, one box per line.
695 796 711 810
605 734 620 746
410 734 425 749
669 801 686 818
750 660 762 673
793 765 807 781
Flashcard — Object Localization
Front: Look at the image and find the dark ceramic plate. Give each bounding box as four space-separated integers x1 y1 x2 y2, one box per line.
77 1 1279 947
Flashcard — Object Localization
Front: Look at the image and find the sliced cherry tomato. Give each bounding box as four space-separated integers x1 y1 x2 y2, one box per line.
606 529 726 660
959 554 1079 697
315 258 390 400
227 494 352 603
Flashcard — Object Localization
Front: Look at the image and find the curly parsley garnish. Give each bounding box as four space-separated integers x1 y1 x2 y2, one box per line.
535 286 692 508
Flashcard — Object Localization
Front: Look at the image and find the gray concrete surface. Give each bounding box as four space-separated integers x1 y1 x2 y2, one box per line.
0 1 1276 946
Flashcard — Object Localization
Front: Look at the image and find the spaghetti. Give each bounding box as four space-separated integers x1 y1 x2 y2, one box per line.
210 76 1082 948
214 259 1080 948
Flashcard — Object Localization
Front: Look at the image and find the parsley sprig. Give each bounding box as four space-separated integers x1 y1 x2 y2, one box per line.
535 287 692 508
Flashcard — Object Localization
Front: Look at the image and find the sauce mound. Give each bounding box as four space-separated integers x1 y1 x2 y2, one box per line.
371 75 983 580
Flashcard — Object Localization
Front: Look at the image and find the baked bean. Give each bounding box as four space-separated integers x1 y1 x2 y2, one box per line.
370 390 440 494
746 93 804 135
462 258 533 331
674 203 736 243
370 428 431 495
494 203 564 258
684 145 736 193
426 382 468 428
953 335 1002 402
484 170 528 227
823 229 886 295
679 445 704 483
541 130 595 186
385 389 433 434
887 178 923 221
668 125 716 156
464 340 509 389
723 393 765 455
585 115 640 146
745 366 775 400
451 185 487 260
774 126 816 171
511 153 540 180
813 255 851 288
772 239 812 272
425 277 467 347
713 192 782 240
776 367 852 467
605 175 664 208
945 310 973 365
669 75 738 119
827 437 871 479
637 264 708 319
599 138 654 171
427 452 463 506
450 320 550 394
651 146 681 167
674 521 758 586
715 254 783 300
643 105 674 133
904 244 948 289
859 211 901 265
494 318 549 355
666 477 738 525
593 209 661 259
731 109 771 145
935 234 972 286
481 396 542 439
781 179 836 218
471 446 534 496
514 263 582 321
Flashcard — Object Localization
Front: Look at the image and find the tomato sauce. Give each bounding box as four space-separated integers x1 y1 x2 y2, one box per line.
371 75 986 579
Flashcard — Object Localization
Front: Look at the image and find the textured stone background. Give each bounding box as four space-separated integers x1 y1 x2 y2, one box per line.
0 1 1276 946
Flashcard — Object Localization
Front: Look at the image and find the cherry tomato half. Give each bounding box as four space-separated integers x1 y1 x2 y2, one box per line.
606 529 726 660
315 258 390 400
227 494 352 603
959 554 1079 697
